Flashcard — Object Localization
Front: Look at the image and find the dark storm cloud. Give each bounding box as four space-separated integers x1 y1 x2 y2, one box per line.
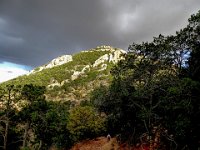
0 0 200 67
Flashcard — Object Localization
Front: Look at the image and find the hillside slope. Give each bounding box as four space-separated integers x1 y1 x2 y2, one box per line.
1 46 126 102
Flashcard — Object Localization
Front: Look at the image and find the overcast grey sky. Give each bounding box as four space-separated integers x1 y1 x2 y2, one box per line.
0 0 200 68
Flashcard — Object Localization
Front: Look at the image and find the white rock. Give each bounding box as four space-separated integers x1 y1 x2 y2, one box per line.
47 82 61 89
61 79 70 86
93 49 126 67
98 64 107 71
71 71 82 80
45 55 72 68
82 65 90 72
71 65 91 80
30 55 73 74
93 54 109 67
109 49 126 63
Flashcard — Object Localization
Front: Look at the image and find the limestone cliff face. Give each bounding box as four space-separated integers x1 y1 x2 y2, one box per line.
31 45 126 75
45 55 73 68
31 55 72 73
93 49 126 67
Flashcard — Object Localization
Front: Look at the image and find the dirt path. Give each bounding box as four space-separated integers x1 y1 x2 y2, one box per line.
70 137 119 150
70 137 146 150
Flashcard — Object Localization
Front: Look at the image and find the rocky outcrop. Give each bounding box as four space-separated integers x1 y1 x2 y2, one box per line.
81 45 120 53
30 46 125 75
45 55 72 68
109 49 126 63
93 54 110 67
30 45 126 92
93 49 126 67
47 79 60 89
71 65 90 80
61 79 70 86
71 71 82 81
98 64 107 71
95 45 116 52
30 55 73 73
71 49 126 80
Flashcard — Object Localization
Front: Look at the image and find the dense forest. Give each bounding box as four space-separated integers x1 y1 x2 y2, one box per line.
0 11 200 150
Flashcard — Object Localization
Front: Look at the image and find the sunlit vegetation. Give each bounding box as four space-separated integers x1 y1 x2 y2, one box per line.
1 50 109 87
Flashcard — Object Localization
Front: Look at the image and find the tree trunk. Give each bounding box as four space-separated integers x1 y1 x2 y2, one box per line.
22 122 29 148
38 140 42 150
3 120 9 150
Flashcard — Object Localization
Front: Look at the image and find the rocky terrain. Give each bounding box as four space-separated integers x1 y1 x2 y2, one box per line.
30 55 73 73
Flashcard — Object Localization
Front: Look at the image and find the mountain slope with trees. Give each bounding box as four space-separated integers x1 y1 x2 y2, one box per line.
0 10 200 150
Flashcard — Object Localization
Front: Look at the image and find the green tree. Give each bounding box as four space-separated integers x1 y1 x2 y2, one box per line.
186 10 200 81
92 13 200 148
18 84 46 149
0 85 21 150
161 78 200 149
67 106 105 142
34 101 71 149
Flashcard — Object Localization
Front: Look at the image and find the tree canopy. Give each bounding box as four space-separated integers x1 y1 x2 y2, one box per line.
92 10 200 149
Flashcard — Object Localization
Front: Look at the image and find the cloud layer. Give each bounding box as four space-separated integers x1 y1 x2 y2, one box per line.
0 0 200 67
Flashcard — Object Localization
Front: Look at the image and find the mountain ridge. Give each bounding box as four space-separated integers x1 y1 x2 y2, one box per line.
1 45 126 102
29 45 125 74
